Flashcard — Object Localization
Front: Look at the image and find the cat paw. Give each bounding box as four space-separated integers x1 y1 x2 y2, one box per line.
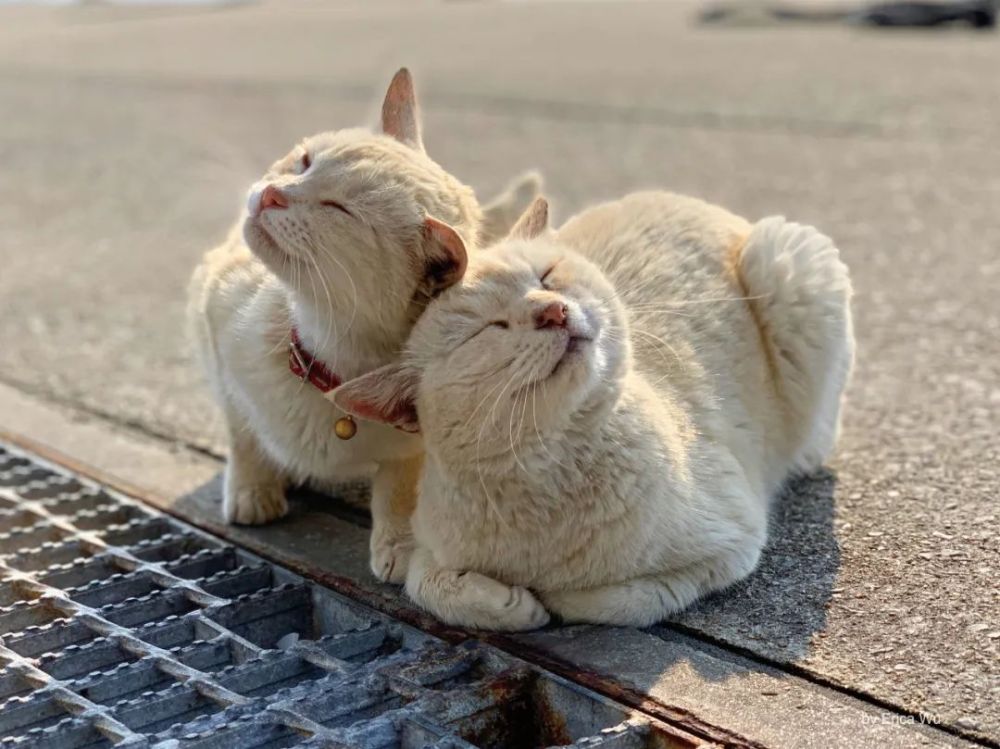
370 531 414 584
463 573 550 631
224 483 288 525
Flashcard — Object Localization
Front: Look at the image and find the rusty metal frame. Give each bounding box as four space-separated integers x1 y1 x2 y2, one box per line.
0 434 719 749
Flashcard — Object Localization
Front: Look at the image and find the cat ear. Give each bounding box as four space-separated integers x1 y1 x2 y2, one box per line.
480 171 543 246
421 216 468 294
507 196 550 241
329 363 420 433
381 67 424 151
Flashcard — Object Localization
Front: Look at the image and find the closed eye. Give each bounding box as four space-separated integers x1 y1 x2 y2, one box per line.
321 200 353 217
300 152 311 173
540 263 559 289
457 319 508 349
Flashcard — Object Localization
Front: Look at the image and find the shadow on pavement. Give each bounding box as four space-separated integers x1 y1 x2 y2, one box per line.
169 465 841 672
663 469 841 664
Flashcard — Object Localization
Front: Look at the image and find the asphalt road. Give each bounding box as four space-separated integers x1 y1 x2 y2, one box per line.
0 0 997 743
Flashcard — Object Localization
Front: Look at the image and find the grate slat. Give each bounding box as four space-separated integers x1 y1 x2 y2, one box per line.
0 442 690 749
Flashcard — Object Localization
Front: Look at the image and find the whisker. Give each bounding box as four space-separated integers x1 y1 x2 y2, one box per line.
316 243 359 342
304 243 338 356
507 358 544 473
263 255 295 358
475 372 518 529
628 307 696 319
527 368 574 472
514 368 534 452
631 327 684 373
462 361 518 429
627 294 770 310
507 385 528 473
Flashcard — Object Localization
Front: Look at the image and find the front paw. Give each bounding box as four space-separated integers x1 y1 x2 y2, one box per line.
464 573 551 631
370 530 414 584
224 481 288 525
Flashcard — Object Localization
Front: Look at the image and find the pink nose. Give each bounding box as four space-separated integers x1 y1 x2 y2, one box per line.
535 301 568 329
258 185 288 213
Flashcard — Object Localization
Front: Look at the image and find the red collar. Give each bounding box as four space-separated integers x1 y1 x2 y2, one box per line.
288 328 342 393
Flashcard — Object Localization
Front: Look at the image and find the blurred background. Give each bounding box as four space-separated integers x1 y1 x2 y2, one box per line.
0 0 997 744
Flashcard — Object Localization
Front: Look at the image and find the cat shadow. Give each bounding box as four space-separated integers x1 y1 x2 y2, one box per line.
653 468 842 667
167 473 373 531
169 467 840 688
514 470 842 694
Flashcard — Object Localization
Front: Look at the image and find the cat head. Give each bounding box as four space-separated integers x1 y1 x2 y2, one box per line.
242 69 479 337
331 198 631 457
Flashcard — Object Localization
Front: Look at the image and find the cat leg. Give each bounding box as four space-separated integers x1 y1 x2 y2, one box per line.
223 422 288 525
540 576 698 627
368 454 422 583
542 546 762 627
405 548 550 631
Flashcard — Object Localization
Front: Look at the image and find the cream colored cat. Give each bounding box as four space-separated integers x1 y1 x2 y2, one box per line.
333 193 854 630
188 69 539 582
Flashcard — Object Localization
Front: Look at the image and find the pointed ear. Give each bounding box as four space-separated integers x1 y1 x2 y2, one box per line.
507 196 549 241
480 171 543 245
381 67 423 150
328 363 420 433
421 217 468 294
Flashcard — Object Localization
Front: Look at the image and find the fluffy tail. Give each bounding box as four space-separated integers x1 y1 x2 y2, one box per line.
738 217 855 474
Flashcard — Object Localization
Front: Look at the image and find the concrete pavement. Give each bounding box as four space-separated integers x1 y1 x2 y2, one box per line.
0 1 997 744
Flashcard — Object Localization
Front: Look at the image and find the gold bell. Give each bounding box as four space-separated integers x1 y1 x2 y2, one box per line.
334 415 357 440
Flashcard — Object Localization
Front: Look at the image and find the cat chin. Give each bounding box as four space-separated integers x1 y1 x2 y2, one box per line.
532 342 601 407
564 335 626 401
546 338 591 380
243 217 290 276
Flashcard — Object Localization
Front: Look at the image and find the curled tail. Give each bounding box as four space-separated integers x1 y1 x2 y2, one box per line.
738 217 855 474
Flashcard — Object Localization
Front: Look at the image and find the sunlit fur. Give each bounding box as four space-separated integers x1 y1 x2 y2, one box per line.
242 129 483 347
187 79 540 585
350 192 854 630
406 243 629 463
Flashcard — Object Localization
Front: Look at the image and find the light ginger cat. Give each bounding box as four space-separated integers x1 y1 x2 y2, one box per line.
188 69 539 582
333 194 854 630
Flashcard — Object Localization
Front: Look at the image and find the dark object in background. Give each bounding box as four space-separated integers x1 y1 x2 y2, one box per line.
858 0 996 26
699 0 997 28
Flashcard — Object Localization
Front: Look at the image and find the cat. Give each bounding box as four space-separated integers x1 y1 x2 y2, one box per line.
332 192 854 630
187 68 540 583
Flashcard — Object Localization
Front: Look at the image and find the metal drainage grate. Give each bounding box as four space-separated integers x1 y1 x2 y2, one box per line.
0 443 685 749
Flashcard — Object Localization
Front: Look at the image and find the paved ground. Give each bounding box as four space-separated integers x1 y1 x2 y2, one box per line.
0 0 997 744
